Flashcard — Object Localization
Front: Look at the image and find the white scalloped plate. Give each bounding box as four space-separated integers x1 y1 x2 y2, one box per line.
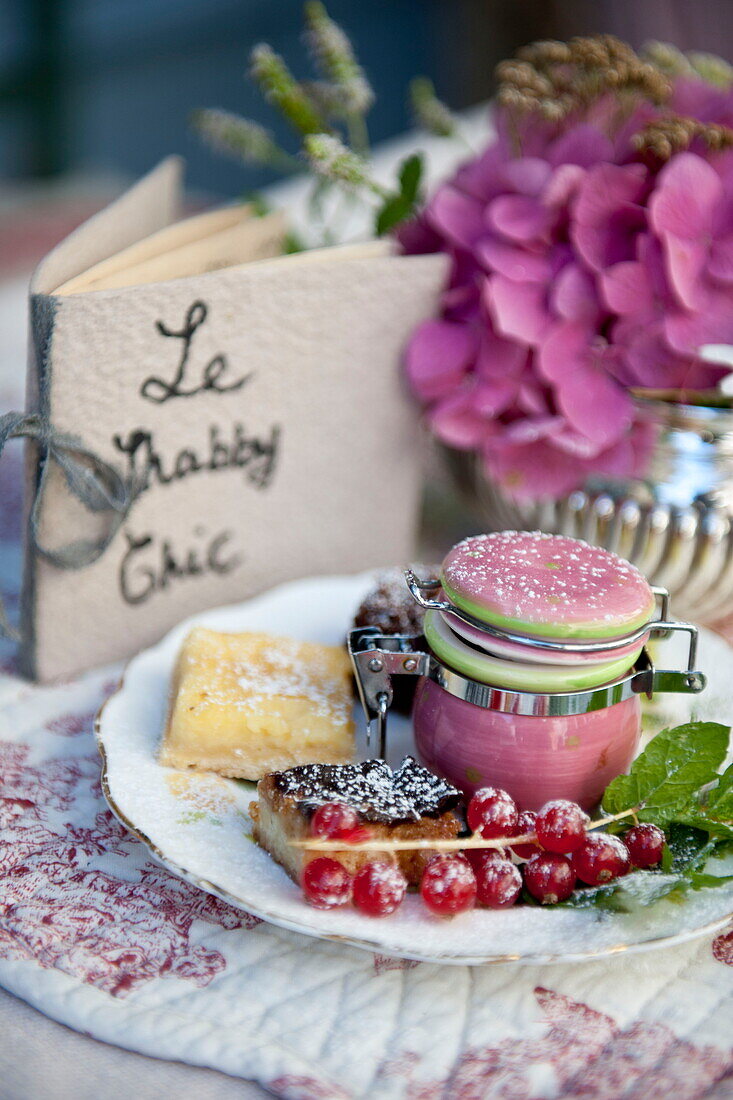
96 572 733 966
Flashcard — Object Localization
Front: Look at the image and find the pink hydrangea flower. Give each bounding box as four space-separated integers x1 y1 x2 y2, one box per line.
401 79 733 501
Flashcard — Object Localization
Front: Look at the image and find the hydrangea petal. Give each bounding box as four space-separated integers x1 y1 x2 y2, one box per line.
517 379 551 416
500 157 552 196
556 368 631 447
547 123 614 168
650 152 722 240
488 276 552 347
543 164 585 210
485 438 595 501
488 194 553 243
539 323 630 446
665 293 733 355
429 390 489 449
427 186 486 250
551 263 603 324
708 234 733 283
601 261 656 318
473 377 520 416
453 142 508 202
663 236 711 311
623 327 728 390
572 164 647 272
550 428 606 459
404 320 476 401
476 236 552 282
537 321 590 384
475 326 528 378
573 205 647 273
502 415 564 445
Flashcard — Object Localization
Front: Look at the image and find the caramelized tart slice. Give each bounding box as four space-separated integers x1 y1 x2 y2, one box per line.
250 756 462 886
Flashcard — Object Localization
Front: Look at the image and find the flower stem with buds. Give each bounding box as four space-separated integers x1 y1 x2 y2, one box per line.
303 133 388 198
190 109 300 173
250 44 326 135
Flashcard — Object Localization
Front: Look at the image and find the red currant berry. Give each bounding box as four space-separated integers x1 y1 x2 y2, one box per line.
467 787 519 839
311 802 361 840
302 857 352 908
523 852 576 904
339 825 373 844
535 799 589 853
353 860 407 916
625 823 666 868
571 833 631 886
510 810 541 859
420 854 477 916
475 857 522 909
465 847 506 875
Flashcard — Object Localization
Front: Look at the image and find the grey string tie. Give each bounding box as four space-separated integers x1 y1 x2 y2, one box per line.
0 411 137 640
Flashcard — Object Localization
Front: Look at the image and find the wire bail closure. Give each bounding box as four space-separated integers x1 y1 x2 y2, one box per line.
347 577 705 761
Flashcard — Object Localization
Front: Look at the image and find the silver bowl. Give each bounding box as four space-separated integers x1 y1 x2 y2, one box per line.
442 395 733 625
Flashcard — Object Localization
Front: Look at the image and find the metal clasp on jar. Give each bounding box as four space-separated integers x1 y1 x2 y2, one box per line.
347 610 706 761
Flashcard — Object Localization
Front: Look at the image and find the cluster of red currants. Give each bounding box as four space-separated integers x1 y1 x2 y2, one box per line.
300 791 666 918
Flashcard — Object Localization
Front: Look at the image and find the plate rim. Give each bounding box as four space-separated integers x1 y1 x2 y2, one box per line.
94 573 733 968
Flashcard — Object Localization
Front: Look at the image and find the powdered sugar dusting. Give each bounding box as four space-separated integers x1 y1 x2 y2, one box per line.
235 638 346 722
182 630 353 733
442 532 654 633
272 756 461 824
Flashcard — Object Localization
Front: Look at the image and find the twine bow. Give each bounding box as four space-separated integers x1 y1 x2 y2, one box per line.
0 411 137 641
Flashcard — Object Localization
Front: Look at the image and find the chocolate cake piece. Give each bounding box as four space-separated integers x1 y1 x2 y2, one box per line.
250 756 462 886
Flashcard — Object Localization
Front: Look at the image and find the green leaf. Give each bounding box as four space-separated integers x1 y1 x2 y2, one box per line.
673 763 733 838
398 153 423 205
601 722 730 826
563 871 685 912
374 153 424 236
564 821 733 912
674 814 733 841
687 871 733 889
707 762 733 816
375 194 411 236
663 823 716 873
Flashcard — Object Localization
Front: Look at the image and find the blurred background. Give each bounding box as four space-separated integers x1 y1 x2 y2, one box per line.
1 0 733 650
3 0 733 274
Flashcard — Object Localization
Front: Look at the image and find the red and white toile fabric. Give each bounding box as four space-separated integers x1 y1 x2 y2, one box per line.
0 442 731 1097
0 666 732 1098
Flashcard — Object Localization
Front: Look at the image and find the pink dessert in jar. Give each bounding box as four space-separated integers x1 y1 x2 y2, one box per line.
411 531 656 811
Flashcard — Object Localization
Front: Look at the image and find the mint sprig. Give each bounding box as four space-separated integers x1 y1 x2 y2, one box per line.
564 723 733 911
601 722 729 827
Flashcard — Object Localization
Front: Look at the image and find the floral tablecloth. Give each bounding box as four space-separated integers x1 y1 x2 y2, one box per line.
1 643 733 1098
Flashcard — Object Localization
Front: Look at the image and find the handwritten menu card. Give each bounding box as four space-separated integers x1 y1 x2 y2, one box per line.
22 159 447 681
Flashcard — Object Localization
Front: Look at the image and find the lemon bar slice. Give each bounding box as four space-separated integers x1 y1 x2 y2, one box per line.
160 627 355 779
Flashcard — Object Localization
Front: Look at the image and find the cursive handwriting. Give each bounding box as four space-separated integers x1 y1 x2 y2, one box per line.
113 421 281 493
119 525 241 606
140 301 250 403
